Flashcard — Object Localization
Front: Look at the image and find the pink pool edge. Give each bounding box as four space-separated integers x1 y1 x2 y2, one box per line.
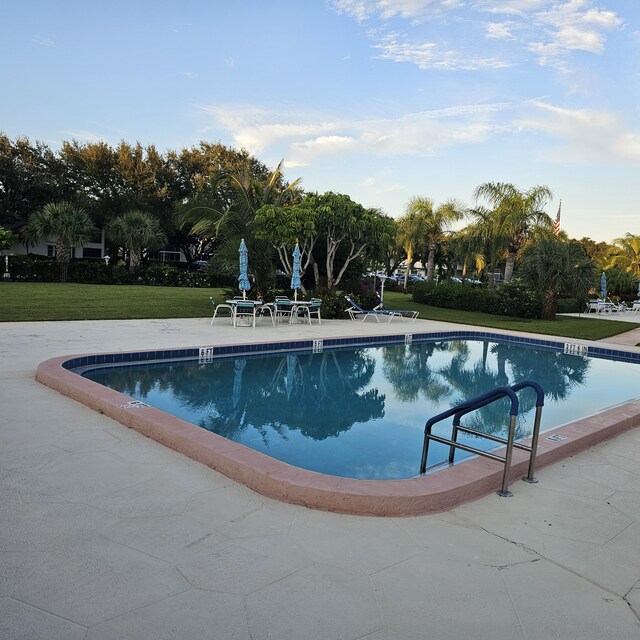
36 351 640 517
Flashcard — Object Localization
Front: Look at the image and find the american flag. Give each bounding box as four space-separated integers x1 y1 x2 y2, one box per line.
553 200 562 237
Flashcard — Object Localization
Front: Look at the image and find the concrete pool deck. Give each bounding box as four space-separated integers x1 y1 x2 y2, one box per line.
2 317 640 638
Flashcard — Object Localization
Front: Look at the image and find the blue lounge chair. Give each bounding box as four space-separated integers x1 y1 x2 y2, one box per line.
344 296 418 324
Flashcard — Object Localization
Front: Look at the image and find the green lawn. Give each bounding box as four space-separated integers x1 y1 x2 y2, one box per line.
382 291 639 341
1 282 638 342
0 282 226 321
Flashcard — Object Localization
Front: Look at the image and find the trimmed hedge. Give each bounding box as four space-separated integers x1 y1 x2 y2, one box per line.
6 256 214 288
412 280 542 319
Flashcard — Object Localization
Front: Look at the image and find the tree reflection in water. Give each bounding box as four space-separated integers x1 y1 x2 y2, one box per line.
83 338 600 477
436 341 591 439
89 348 386 444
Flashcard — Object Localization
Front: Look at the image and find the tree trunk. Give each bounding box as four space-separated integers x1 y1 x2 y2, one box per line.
540 289 557 320
426 245 436 282
130 247 142 268
503 252 516 282
56 238 71 283
403 248 413 290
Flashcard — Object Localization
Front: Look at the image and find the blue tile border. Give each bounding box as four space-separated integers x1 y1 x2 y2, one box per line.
62 330 640 374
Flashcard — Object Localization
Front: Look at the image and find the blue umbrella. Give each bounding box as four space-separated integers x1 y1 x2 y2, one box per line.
600 271 607 299
238 238 250 299
291 243 301 301
637 280 640 300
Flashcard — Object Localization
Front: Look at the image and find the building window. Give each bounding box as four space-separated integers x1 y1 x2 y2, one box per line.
47 245 56 257
83 247 102 258
159 251 181 263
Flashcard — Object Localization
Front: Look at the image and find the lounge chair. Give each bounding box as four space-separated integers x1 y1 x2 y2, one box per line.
344 296 418 323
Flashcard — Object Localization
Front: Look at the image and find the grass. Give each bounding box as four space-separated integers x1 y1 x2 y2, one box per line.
0 282 226 321
382 290 640 341
1 282 638 341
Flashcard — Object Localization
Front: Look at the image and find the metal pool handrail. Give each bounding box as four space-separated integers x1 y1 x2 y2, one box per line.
420 380 545 497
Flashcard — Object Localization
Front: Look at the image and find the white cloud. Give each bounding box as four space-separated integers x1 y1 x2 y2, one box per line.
371 31 512 70
32 37 56 47
60 130 106 144
485 22 516 40
200 102 514 165
331 0 460 22
334 0 624 76
525 0 623 67
521 101 640 164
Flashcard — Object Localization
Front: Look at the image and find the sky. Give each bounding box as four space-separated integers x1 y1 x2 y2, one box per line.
1 0 639 243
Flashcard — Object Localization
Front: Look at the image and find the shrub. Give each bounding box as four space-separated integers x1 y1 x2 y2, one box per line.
5 256 213 288
308 288 350 319
557 297 586 313
8 255 58 282
346 280 380 311
412 279 542 319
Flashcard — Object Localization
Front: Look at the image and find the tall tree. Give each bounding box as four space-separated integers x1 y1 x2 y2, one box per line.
0 135 64 228
254 201 318 294
421 199 466 282
473 182 553 282
607 233 640 277
181 160 302 295
312 193 387 290
396 198 432 289
107 210 166 267
24 201 97 282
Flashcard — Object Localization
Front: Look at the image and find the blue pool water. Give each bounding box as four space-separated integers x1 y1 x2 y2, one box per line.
80 337 640 480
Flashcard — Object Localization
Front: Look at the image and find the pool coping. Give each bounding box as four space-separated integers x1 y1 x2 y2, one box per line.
36 330 640 517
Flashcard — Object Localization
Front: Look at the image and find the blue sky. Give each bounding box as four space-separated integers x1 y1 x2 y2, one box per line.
2 0 639 242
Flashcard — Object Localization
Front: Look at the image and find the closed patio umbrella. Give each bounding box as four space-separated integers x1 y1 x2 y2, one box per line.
600 271 607 299
238 238 250 299
291 243 301 302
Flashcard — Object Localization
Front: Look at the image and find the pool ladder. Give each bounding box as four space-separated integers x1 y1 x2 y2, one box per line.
420 380 545 497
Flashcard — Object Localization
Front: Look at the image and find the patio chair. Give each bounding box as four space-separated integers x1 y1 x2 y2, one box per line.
606 298 628 313
308 298 322 325
344 296 416 324
290 301 311 325
233 300 257 327
210 297 234 325
255 300 276 326
274 297 293 323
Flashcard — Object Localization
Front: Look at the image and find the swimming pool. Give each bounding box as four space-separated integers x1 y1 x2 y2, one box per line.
37 330 640 515
77 337 640 480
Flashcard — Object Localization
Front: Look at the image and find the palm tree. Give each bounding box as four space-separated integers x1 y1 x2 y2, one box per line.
107 210 166 267
422 199 466 282
448 227 486 282
396 197 432 289
24 201 97 282
473 182 554 282
519 239 596 320
607 233 640 277
181 160 302 295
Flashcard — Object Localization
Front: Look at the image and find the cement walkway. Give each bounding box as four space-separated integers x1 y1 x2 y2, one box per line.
2 317 640 639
